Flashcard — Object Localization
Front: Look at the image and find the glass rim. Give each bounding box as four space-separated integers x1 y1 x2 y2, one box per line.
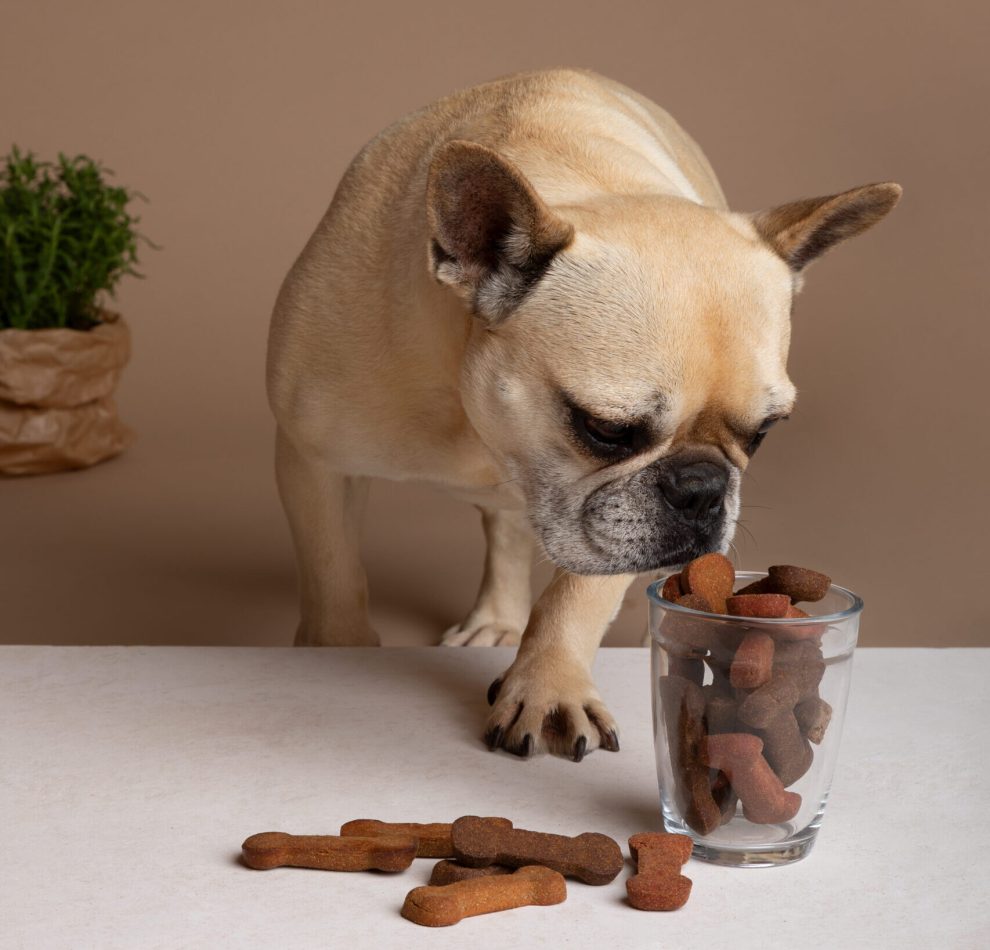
646 570 864 625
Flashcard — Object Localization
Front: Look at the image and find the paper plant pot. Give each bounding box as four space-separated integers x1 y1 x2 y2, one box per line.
0 312 133 475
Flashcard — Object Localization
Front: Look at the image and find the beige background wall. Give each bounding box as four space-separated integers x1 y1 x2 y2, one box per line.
2 1 987 647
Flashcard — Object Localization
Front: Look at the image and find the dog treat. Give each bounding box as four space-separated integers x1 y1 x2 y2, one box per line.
733 576 774 596
699 734 801 824
241 831 417 872
704 690 738 734
767 565 831 603
703 654 733 694
661 593 718 655
738 642 825 729
340 818 511 858
668 655 705 685
730 631 775 688
757 604 824 642
681 553 735 614
725 593 792 619
656 556 839 832
401 865 566 927
626 833 693 911
451 816 623 885
711 771 739 824
661 573 683 601
795 696 833 744
759 711 814 787
660 675 722 835
675 593 713 613
736 676 803 729
429 860 514 886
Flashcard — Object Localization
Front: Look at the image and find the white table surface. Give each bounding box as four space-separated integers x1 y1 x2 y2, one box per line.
1 646 986 950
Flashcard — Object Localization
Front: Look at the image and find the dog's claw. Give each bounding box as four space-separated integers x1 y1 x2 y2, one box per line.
520 734 533 758
605 729 620 752
506 737 528 758
487 678 503 706
572 735 588 763
485 725 504 750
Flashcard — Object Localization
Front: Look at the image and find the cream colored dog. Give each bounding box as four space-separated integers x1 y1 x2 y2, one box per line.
266 68 900 760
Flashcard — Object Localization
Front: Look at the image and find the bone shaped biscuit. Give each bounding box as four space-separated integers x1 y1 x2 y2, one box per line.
626 833 693 911
451 816 623 885
241 831 417 872
699 733 801 824
429 860 513 886
730 631 775 688
660 675 722 835
401 865 567 927
339 818 512 858
795 696 833 744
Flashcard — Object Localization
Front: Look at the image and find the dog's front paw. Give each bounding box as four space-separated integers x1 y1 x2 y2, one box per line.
483 656 619 761
441 620 522 647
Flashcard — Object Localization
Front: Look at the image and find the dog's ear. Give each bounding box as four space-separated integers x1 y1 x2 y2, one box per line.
426 140 575 324
751 182 902 285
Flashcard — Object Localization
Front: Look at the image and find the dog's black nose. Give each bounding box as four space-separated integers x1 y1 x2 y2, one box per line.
659 461 728 520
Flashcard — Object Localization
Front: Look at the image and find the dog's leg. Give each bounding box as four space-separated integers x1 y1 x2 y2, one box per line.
275 428 378 647
442 506 533 647
483 570 635 759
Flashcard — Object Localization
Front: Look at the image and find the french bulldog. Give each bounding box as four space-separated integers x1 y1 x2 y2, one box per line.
266 67 900 760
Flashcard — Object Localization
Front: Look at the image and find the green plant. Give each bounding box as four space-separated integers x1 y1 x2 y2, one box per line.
0 146 156 330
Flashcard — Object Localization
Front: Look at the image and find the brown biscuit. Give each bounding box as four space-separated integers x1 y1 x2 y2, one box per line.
759 711 814 787
429 860 513 886
725 593 792 618
767 565 831 603
703 689 738 734
676 593 712 613
681 553 735 614
340 818 511 858
711 772 739 824
734 576 773 596
626 833 693 911
699 734 802 824
241 831 417 872
660 573 683 601
451 816 623 886
660 675 721 835
401 865 566 927
730 631 775 688
659 594 718 655
668 655 705 685
795 696 833 744
737 641 825 729
703 654 734 695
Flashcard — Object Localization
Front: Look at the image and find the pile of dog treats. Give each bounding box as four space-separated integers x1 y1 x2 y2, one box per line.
241 818 693 925
657 554 833 833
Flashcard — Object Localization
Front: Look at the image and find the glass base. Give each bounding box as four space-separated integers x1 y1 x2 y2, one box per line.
688 833 817 867
662 808 821 867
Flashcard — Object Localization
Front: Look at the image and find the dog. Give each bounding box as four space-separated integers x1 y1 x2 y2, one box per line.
266 67 900 760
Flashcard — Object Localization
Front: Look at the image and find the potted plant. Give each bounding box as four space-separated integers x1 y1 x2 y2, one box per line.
0 146 155 475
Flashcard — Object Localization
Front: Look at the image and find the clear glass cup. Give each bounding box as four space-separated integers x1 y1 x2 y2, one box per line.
647 572 863 867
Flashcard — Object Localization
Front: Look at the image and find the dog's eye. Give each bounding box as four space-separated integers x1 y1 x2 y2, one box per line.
746 415 787 456
572 408 642 457
584 415 632 444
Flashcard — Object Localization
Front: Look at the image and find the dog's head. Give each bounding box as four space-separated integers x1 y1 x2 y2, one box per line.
426 141 901 573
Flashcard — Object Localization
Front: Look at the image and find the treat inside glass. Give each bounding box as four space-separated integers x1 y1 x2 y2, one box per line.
647 572 862 867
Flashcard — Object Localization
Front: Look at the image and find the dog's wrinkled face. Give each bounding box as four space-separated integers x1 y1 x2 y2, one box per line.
426 140 900 575
459 197 796 573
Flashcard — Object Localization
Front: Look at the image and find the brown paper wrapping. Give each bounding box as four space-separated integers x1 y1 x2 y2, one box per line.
0 313 133 475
